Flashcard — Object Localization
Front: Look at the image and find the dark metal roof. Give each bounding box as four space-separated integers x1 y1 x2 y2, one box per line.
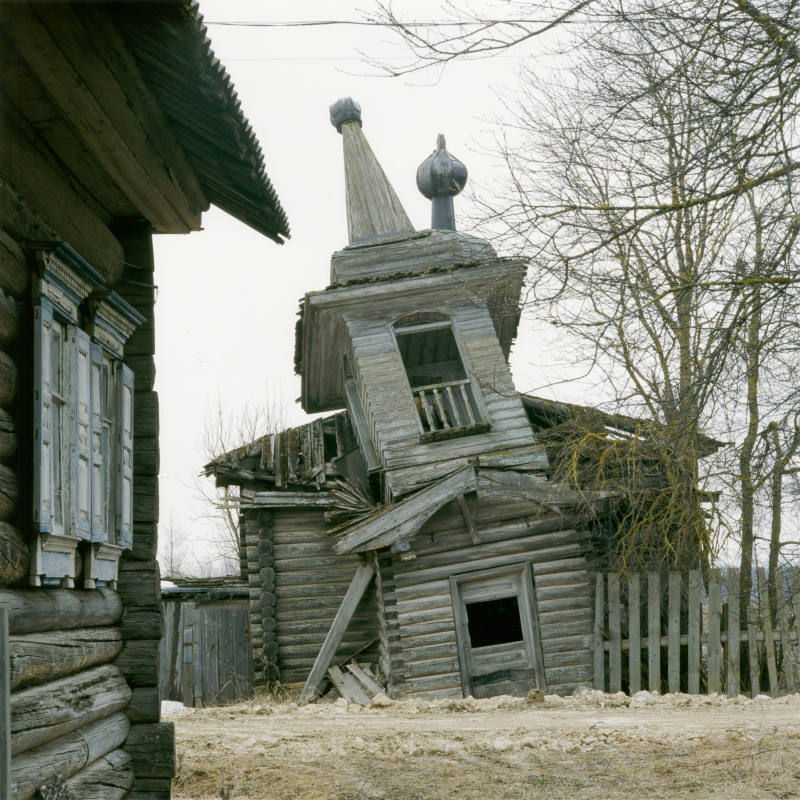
115 1 290 243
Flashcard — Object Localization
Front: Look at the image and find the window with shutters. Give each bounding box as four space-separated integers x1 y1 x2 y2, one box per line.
30 245 143 588
392 312 489 443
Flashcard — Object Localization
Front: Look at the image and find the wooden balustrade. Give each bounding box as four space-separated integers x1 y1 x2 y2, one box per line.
412 379 487 440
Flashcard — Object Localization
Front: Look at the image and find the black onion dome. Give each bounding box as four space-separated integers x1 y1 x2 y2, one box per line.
416 134 467 199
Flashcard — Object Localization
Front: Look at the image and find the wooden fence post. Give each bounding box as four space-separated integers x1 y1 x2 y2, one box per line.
746 594 761 698
647 572 660 693
608 573 621 693
758 568 779 696
593 573 605 691
777 575 796 693
727 568 740 697
687 570 701 694
707 569 721 694
668 572 681 693
628 574 641 694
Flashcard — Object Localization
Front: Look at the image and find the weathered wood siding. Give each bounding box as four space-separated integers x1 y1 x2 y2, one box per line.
160 598 253 707
344 301 546 498
271 509 379 685
381 496 594 699
2 591 134 800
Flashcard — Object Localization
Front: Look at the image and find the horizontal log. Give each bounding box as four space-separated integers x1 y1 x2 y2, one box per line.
115 639 159 686
132 436 159 476
10 711 130 800
125 722 176 778
132 477 159 523
126 355 156 393
120 607 162 640
0 461 18 519
0 520 28 587
64 748 134 800
129 523 157 561
0 588 122 634
9 627 122 691
11 664 131 756
0 227 29 298
117 559 160 607
133 392 159 439
0 406 17 461
127 686 160 724
0 289 18 345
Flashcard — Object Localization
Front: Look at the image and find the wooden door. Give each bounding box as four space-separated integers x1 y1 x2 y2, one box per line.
450 563 546 698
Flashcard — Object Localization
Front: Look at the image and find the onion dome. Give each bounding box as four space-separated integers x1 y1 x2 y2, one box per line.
330 97 362 133
416 135 467 230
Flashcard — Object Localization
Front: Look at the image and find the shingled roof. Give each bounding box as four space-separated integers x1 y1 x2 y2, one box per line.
116 1 290 243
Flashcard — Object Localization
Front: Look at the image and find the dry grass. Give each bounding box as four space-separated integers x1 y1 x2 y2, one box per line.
170 691 800 800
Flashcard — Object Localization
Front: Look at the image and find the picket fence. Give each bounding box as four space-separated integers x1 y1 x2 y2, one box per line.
593 567 800 696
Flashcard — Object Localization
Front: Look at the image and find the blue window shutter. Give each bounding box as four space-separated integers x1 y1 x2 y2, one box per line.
117 364 134 549
33 301 54 533
90 342 106 542
72 327 92 540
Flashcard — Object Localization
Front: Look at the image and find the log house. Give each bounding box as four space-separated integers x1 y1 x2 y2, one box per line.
206 99 621 701
1 3 288 798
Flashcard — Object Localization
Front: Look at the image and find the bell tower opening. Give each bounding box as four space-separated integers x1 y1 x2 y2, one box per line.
393 313 488 441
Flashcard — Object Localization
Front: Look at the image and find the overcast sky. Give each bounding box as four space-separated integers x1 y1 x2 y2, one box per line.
152 1 579 572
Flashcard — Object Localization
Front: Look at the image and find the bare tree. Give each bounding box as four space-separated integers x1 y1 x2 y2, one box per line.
376 2 800 574
195 391 289 574
375 0 800 260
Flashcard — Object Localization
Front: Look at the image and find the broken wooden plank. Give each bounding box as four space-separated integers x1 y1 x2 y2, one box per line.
329 664 371 706
456 495 480 545
298 563 375 703
346 662 383 696
334 466 477 554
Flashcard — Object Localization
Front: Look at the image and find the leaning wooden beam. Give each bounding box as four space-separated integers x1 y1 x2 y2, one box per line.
334 466 477 554
298 562 375 704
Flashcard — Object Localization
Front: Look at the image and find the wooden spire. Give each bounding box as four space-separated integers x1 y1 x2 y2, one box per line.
330 98 414 243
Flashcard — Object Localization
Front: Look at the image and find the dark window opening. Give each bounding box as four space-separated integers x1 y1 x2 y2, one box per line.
465 596 524 648
396 325 466 389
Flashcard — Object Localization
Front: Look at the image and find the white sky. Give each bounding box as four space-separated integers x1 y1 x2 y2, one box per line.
151 1 590 571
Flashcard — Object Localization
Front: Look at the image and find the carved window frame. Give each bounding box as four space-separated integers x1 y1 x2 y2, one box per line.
30 245 142 589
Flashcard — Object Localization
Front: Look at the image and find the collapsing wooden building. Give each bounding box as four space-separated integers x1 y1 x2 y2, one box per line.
0 3 288 798
206 98 614 702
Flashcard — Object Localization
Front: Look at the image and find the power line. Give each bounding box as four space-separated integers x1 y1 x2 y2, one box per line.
203 18 575 28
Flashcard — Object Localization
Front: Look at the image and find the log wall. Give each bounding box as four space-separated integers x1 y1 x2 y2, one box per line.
271 508 379 685
0 223 27 587
115 220 174 799
381 496 595 698
2 590 134 799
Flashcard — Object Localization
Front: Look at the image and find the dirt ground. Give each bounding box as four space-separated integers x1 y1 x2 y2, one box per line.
168 690 800 800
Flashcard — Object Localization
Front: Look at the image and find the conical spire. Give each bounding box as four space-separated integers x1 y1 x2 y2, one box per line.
330 98 414 243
